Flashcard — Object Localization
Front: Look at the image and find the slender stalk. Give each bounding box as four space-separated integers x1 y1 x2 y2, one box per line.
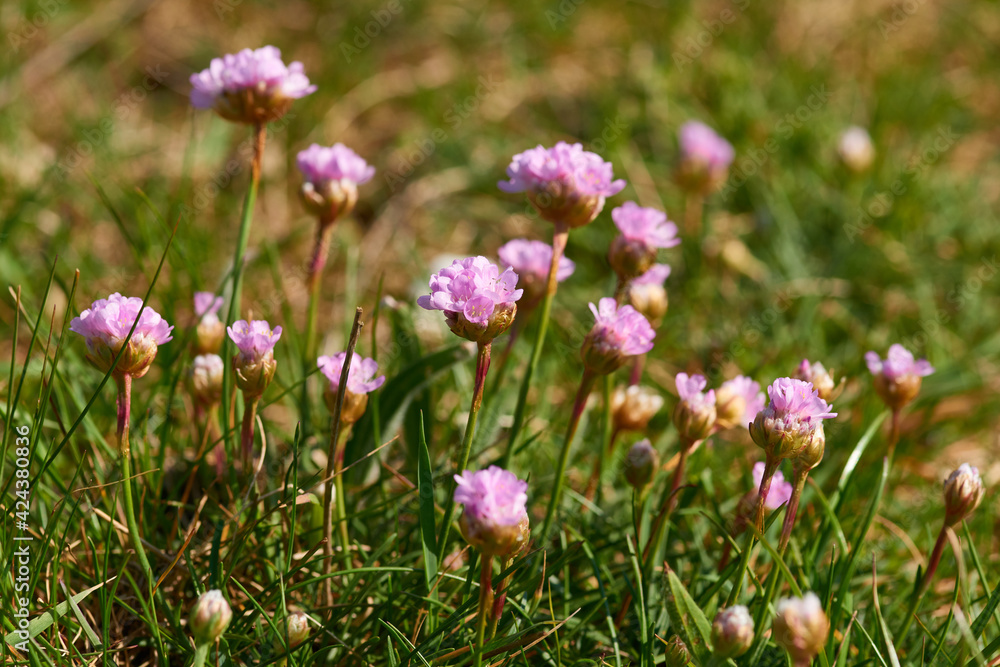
332 428 351 558
586 427 620 503
501 222 569 467
488 556 514 640
778 468 809 552
897 523 948 640
540 369 597 540
751 456 780 533
643 439 697 566
437 342 491 561
628 354 645 386
488 319 522 396
191 643 211 667
684 194 704 237
887 408 901 461
116 374 164 662
239 395 260 473
473 555 494 667
305 215 336 362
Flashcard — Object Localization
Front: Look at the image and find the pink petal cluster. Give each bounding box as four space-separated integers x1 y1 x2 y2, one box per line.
227 320 282 362
750 378 836 460
766 378 837 422
454 466 528 527
865 344 934 381
189 46 316 110
679 121 735 170
753 461 793 510
497 239 576 283
297 143 375 186
417 256 522 341
633 264 672 286
586 298 656 357
611 202 680 249
717 375 765 428
317 352 385 395
70 293 174 348
498 142 626 197
677 372 716 407
194 292 224 321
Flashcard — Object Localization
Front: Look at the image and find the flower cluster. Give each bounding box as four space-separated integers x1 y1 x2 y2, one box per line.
194 292 225 354
608 202 680 280
497 239 575 309
190 46 316 124
581 298 656 374
317 352 385 424
454 466 530 557
865 344 934 410
297 143 376 221
749 378 836 461
417 256 523 343
227 319 282 398
70 293 174 379
499 142 626 228
715 375 765 431
673 372 717 442
675 121 734 194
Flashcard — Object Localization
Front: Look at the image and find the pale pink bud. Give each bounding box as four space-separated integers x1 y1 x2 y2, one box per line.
190 589 232 645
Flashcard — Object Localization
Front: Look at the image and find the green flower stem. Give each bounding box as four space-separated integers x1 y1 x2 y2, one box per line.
488 556 514 640
585 379 617 503
239 395 260 473
752 455 781 534
116 374 165 663
778 468 810 552
221 121 266 455
473 554 494 667
684 193 704 237
897 522 948 640
191 642 210 667
642 438 697 570
501 222 569 468
437 341 491 562
332 427 352 559
301 214 337 436
541 369 597 540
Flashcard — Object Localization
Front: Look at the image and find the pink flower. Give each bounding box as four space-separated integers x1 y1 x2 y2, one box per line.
674 372 717 441
454 466 530 556
679 121 734 170
497 239 575 308
194 292 223 322
581 298 655 374
794 359 838 402
498 142 626 227
750 378 836 460
189 46 316 123
417 256 522 343
753 461 792 509
865 344 933 411
70 293 173 377
633 264 672 286
227 320 282 363
716 376 765 430
297 143 375 186
317 352 385 395
865 344 934 381
611 202 680 249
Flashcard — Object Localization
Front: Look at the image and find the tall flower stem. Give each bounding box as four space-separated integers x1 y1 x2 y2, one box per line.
221 121 267 452
778 469 809 552
628 354 645 386
541 369 596 540
191 643 211 667
239 395 260 473
488 556 514 640
502 222 569 468
643 438 698 567
115 374 165 662
437 341 492 561
897 523 948 640
751 456 781 534
304 214 336 362
330 427 352 559
684 194 704 237
473 555 494 667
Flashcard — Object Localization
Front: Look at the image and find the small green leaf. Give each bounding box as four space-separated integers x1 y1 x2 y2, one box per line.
417 411 438 592
5 578 109 647
662 565 714 665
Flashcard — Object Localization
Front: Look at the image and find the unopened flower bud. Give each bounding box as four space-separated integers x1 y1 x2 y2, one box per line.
772 593 829 667
943 463 984 526
227 320 282 400
612 385 664 433
837 126 875 173
190 589 232 645
663 635 690 667
794 359 842 403
624 439 659 489
626 264 670 327
284 612 310 648
712 605 754 658
193 293 225 355
673 373 717 443
793 426 825 473
189 354 224 406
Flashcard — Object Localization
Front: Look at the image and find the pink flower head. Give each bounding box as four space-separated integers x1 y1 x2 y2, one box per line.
679 121 735 170
750 378 836 460
716 375 765 430
317 352 385 395
581 298 655 374
866 344 934 410
70 293 173 377
674 372 717 441
189 46 316 123
454 466 530 556
416 256 522 343
194 292 224 322
297 143 375 186
753 461 792 510
612 202 680 249
633 263 672 286
227 320 282 363
497 239 575 308
498 142 626 228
